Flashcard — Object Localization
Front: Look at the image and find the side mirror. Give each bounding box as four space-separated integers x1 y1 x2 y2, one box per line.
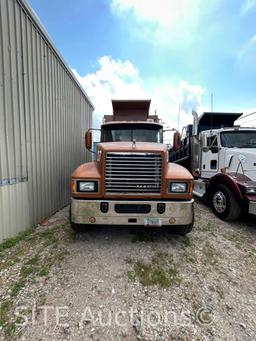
85 130 92 150
201 134 209 152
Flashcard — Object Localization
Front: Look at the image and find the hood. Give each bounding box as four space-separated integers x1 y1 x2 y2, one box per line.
97 142 167 153
225 148 256 181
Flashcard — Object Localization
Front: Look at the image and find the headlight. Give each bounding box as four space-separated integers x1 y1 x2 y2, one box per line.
245 186 256 194
77 181 98 192
168 182 188 193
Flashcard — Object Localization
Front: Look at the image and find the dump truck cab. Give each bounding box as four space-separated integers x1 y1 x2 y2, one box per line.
70 100 194 234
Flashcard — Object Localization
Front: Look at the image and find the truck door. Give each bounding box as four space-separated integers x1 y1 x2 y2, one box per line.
201 133 219 178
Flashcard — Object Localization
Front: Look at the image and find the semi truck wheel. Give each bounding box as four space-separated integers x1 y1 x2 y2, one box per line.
211 184 241 221
69 206 85 232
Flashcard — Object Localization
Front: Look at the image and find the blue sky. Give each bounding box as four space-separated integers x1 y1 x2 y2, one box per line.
28 0 256 127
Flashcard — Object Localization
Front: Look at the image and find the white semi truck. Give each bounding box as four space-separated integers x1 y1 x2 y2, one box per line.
169 111 256 221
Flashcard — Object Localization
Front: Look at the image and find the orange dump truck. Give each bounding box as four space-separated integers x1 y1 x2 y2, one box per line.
70 100 194 234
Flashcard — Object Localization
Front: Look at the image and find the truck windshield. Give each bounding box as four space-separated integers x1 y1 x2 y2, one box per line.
220 131 256 148
101 124 163 143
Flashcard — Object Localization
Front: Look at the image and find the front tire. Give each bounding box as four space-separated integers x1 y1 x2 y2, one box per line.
211 184 241 221
177 223 194 235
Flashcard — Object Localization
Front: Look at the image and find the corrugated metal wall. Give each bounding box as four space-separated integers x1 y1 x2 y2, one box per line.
0 0 94 242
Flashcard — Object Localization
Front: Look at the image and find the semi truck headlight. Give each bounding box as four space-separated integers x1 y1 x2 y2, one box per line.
77 181 98 192
245 186 256 194
168 182 188 193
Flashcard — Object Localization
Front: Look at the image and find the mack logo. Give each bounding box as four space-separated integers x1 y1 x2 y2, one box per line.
136 184 159 188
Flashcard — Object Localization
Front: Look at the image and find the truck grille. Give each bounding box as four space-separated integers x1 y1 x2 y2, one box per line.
105 152 162 194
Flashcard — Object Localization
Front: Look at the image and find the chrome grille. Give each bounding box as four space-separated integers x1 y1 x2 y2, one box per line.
105 152 162 194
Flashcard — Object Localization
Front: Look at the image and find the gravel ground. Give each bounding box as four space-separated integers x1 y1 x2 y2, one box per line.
0 201 256 341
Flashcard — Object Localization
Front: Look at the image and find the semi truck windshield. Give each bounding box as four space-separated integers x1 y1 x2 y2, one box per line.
101 124 163 143
221 131 256 148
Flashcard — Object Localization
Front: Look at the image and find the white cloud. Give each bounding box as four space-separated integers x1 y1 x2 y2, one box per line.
72 56 205 131
111 0 216 47
111 0 201 44
111 0 194 27
237 108 256 127
241 0 256 15
238 34 256 59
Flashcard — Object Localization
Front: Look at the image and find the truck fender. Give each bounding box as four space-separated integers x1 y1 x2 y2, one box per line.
207 173 243 201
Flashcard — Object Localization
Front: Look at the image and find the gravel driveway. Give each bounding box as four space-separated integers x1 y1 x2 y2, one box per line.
0 201 256 341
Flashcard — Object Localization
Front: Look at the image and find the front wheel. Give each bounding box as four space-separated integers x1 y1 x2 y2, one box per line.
211 184 241 221
177 223 194 235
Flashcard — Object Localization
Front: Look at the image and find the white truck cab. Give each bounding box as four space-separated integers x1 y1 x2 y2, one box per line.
200 127 256 180
170 112 256 221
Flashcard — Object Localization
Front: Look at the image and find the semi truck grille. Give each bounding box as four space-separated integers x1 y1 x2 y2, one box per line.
105 152 162 194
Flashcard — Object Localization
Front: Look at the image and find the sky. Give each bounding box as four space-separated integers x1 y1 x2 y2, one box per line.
28 0 256 128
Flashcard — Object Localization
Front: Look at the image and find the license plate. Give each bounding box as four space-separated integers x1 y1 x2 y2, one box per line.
144 218 162 227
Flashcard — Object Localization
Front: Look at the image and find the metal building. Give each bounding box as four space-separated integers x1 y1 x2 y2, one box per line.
0 0 94 242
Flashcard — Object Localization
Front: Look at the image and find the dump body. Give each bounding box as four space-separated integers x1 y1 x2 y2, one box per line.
70 100 194 233
169 111 256 220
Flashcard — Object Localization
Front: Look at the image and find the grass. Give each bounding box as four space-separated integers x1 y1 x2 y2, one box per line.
0 299 16 338
10 280 26 297
0 300 11 327
127 270 136 282
38 228 58 246
0 222 73 339
37 266 49 277
25 255 40 266
130 252 180 288
0 228 34 253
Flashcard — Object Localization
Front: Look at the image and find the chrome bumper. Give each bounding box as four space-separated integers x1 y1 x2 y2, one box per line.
71 198 194 226
249 201 256 215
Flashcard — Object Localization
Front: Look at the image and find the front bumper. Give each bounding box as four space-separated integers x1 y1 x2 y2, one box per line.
249 201 256 215
71 198 194 226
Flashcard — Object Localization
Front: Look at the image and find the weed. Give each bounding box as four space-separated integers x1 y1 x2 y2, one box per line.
20 265 37 278
37 266 49 277
0 228 34 253
4 322 16 338
10 280 26 297
25 255 40 266
0 300 11 326
134 261 179 287
127 270 136 282
131 252 180 288
62 223 76 240
39 229 58 246
11 256 21 265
